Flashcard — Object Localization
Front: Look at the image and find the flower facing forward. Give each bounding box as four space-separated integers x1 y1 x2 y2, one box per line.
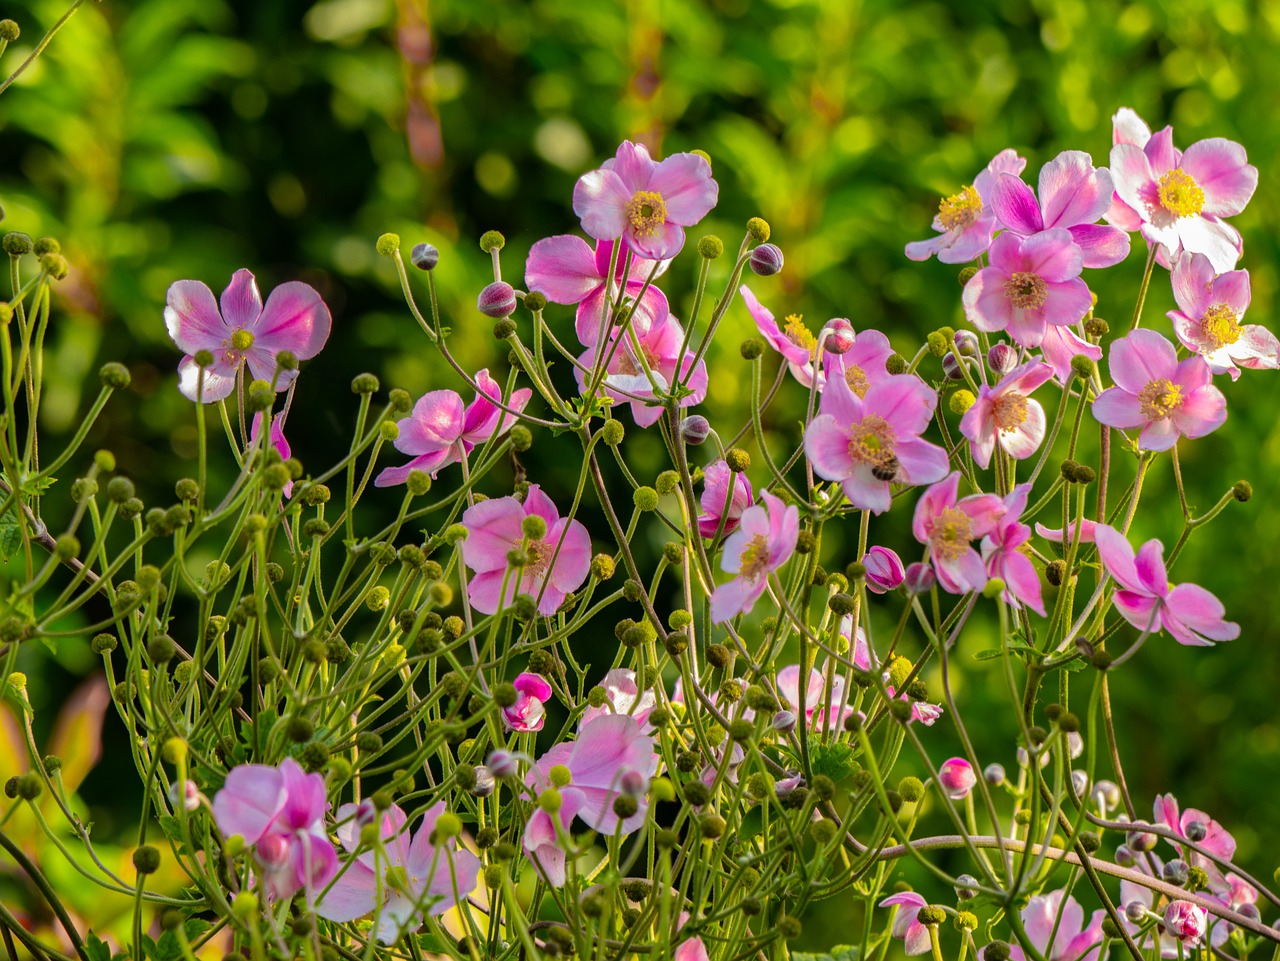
1093 524 1239 646
1168 253 1278 379
959 361 1054 468
905 147 1026 263
574 314 707 427
165 268 331 402
316 802 481 944
212 758 337 902
1091 330 1226 452
1007 890 1105 961
709 491 798 623
697 460 754 539
460 485 591 616
573 141 718 260
376 370 532 487
912 473 1006 595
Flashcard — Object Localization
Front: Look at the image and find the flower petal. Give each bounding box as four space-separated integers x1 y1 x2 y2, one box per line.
526 235 602 304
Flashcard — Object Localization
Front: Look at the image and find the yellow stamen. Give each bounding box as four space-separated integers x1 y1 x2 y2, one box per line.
1138 378 1183 420
1200 303 1241 349
738 533 772 580
844 364 870 398
938 185 982 231
847 415 897 471
992 393 1029 432
784 314 819 360
1158 169 1205 219
625 190 668 238
930 507 973 562
1004 272 1047 310
230 329 255 351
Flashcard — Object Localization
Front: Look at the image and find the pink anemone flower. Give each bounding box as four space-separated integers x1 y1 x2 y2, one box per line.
1007 890 1105 961
981 484 1046 615
376 370 532 487
503 673 554 732
1154 792 1236 893
525 236 669 347
709 491 799 623
1094 524 1239 647
879 891 931 955
316 801 481 944
819 327 896 398
776 665 853 729
739 285 822 387
578 668 657 730
165 268 331 403
912 473 1006 595
573 141 718 261
1168 253 1278 379
959 361 1054 468
1035 518 1097 545
574 314 707 427
991 150 1131 268
697 460 754 539
938 758 977 800
1091 330 1226 452
460 485 592 617
250 412 293 498
905 148 1027 264
211 758 338 903
804 369 949 515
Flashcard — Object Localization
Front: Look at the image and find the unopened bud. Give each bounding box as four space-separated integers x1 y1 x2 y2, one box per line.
410 242 439 270
478 281 517 318
748 243 784 276
953 329 980 357
904 562 936 595
823 317 854 354
680 414 711 445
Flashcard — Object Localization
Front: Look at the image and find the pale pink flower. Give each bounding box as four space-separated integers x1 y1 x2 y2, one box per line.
982 484 1046 615
991 150 1131 268
1094 524 1239 646
863 546 905 594
165 269 331 403
709 491 799 623
879 891 931 955
846 624 943 725
316 801 481 944
804 369 949 514
697 460 754 539
674 913 710 961
1163 901 1208 947
503 673 553 732
575 314 707 427
1154 792 1236 893
1007 890 1105 961
912 473 1005 595
905 148 1027 264
938 758 976 800
250 412 293 498
211 758 337 902
1168 253 1278 379
460 485 592 617
1039 324 1103 385
1035 518 1098 544
1091 330 1226 452
739 285 822 387
573 141 718 261
776 665 853 729
960 361 1054 468
579 668 657 730
525 236 669 347
819 327 896 398
376 370 532 487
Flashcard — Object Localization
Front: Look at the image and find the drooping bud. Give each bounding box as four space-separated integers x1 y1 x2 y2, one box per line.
1124 900 1148 923
1184 820 1208 843
941 352 964 380
987 342 1018 375
1163 859 1190 887
1126 828 1158 852
772 710 797 733
983 763 1006 786
478 281 517 318
955 875 979 901
748 243 784 276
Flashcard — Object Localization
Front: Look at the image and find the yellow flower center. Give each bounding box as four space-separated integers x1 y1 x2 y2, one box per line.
992 393 1029 432
930 507 973 562
625 190 668 238
844 364 870 398
230 329 255 351
938 185 982 231
1004 271 1047 310
738 533 772 581
1138 378 1183 420
1158 169 1205 219
784 313 819 360
525 539 552 577
1200 303 1241 349
847 415 898 473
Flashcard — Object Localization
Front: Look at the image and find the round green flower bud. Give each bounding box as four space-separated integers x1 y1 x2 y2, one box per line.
633 486 659 512
1083 317 1110 339
521 514 547 541
192 349 215 368
538 788 563 814
3 232 32 255
699 813 726 838
1070 355 1097 379
1233 480 1253 502
622 578 642 602
1046 559 1066 586
432 812 462 840
147 637 176 665
654 469 680 496
777 915 802 940
727 719 754 742
697 235 724 259
99 362 131 390
950 389 977 415
683 781 711 806
375 232 400 256
286 716 314 743
916 905 946 926
828 593 856 617
590 554 615 580
599 419 625 446
15 773 42 800
746 217 771 243
739 337 766 360
508 423 532 451
706 643 731 669
725 448 751 473
898 776 925 803
958 266 980 286
492 318 517 340
91 633 117 654
523 290 547 313
52 534 79 560
0 20 19 42
1058 711 1080 733
794 530 816 555
888 700 913 723
810 819 838 844
351 372 380 395
479 230 505 252
662 541 684 564
984 941 1012 961
388 388 412 413
926 331 948 356
132 845 161 874
886 353 909 374
33 237 59 256
106 476 135 503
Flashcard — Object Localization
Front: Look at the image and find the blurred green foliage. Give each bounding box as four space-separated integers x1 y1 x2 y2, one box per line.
4 0 1280 948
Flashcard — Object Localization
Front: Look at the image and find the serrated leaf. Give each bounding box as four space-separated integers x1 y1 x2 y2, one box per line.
972 649 1004 661
85 933 112 961
809 742 859 782
0 506 23 563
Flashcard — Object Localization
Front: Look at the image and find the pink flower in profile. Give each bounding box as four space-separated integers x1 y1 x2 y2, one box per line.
804 369 949 514
938 758 976 800
503 673 553 732
1091 330 1226 452
1110 113 1257 272
575 314 707 427
982 484 1046 615
1168 253 1278 379
1094 524 1239 647
460 485 591 616
879 891 931 955
251 412 293 498
709 491 799 623
1035 518 1098 544
1040 324 1103 385
697 460 754 539
863 546 905 594
525 236 670 347
776 665 852 729
912 473 1005 595
165 269 331 403
1154 793 1236 892
845 624 944 725
573 141 718 261
376 370 532 487
578 668 657 730
316 801 481 944
212 758 337 902
739 285 822 387
960 361 1054 468
961 230 1093 352
905 148 1027 264
1007 890 1105 961
1163 902 1208 947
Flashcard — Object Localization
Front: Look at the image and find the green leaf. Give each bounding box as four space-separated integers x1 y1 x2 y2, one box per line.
809 742 859 782
0 506 23 563
792 946 860 961
85 933 112 961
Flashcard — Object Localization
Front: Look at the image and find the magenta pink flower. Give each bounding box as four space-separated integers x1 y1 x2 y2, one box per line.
460 485 591 617
579 668 657 730
962 230 1093 352
938 758 976 800
1154 793 1236 892
709 491 799 623
503 673 553 732
1168 253 1278 379
697 460 754 539
905 148 1027 264
674 913 710 961
1163 901 1208 947
575 314 707 427
804 369 949 514
1091 330 1226 452
316 801 481 944
863 546 905 594
991 150 1131 268
1110 114 1257 272
251 412 293 498
776 665 852 729
960 361 1054 468
165 269 331 403
1007 890 1105 961
1035 518 1097 544
880 891 931 955
819 327 896 398
1094 523 1239 647
912 473 1005 595
573 141 718 261
211 758 337 902
376 370 532 487
982 484 1046 615
525 236 670 347
739 285 822 387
